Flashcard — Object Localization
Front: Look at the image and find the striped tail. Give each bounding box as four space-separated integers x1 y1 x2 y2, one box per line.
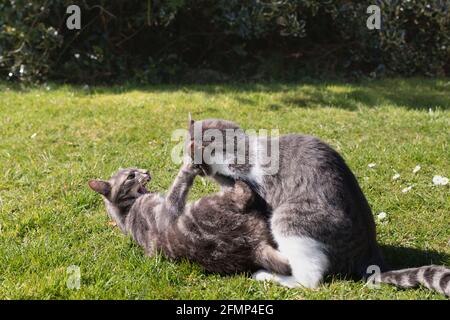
369 265 450 297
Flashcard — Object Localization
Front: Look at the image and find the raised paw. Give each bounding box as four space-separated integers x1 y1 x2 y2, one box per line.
181 161 202 175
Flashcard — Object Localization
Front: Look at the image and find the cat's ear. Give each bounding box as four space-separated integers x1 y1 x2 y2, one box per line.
88 180 111 196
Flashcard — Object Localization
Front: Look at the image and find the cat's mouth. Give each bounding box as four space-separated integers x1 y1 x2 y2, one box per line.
138 185 148 194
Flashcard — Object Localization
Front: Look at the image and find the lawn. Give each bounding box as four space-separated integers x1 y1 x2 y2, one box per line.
0 78 449 300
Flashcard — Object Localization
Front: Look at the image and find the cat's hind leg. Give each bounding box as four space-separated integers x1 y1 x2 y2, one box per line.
273 235 329 289
252 237 329 289
255 244 291 275
252 235 328 289
269 203 330 289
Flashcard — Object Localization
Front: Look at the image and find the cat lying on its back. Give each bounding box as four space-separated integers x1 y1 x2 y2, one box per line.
88 163 291 275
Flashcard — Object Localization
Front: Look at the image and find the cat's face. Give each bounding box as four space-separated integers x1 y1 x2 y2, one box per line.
188 118 239 168
88 168 151 208
187 118 250 181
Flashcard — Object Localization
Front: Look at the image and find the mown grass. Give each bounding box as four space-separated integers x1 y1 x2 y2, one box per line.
0 78 449 299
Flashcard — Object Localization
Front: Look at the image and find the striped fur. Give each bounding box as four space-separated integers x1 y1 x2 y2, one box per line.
89 165 291 275
187 118 450 297
369 265 450 297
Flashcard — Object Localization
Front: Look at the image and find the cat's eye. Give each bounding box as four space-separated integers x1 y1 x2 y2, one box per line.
127 173 135 180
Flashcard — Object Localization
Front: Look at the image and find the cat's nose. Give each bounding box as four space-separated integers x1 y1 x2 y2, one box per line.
143 171 151 181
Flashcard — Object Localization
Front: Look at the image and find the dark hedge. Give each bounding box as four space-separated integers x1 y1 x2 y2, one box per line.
0 0 449 83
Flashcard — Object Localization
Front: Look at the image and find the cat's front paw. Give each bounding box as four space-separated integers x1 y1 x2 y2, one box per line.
181 162 202 176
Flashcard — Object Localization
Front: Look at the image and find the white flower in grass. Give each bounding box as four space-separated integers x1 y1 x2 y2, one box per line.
392 173 400 180
433 175 449 186
368 163 376 168
402 186 413 193
413 165 421 173
377 212 387 221
30 133 37 139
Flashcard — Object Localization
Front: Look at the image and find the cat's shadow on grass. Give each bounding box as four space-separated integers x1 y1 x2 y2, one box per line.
380 244 450 269
326 244 449 284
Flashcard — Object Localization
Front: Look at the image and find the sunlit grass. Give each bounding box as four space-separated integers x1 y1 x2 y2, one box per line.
0 78 448 299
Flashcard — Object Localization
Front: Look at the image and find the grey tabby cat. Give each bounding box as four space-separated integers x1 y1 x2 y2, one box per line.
186 118 449 297
88 164 291 275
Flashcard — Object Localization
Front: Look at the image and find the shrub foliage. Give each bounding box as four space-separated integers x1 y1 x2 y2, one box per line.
0 0 449 83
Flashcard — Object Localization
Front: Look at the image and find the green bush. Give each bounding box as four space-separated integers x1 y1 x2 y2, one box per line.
0 0 449 83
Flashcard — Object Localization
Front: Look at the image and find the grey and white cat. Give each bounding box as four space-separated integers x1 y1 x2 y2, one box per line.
88 164 291 275
187 118 450 297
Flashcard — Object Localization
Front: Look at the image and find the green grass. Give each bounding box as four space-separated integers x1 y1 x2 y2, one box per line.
0 78 449 300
